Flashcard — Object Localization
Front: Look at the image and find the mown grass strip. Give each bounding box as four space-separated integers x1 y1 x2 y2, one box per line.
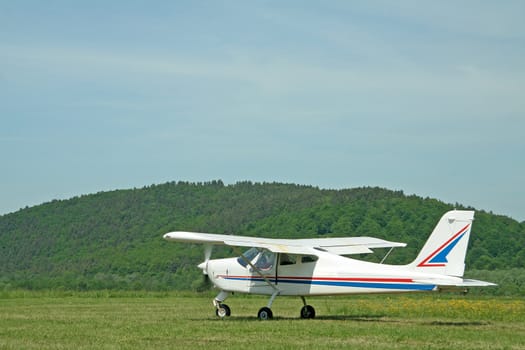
1 292 524 349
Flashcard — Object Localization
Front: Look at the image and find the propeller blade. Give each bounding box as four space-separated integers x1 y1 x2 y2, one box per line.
198 244 213 275
204 244 212 262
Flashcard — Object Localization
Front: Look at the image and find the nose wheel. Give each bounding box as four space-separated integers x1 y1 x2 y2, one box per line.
213 291 231 318
215 303 231 318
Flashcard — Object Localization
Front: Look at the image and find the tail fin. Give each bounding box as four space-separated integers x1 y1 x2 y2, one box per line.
408 210 474 277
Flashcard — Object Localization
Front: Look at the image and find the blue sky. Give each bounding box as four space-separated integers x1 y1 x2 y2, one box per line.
1 1 524 221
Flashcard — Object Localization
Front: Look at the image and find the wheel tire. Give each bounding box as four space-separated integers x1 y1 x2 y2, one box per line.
216 304 231 318
257 307 273 320
300 305 315 319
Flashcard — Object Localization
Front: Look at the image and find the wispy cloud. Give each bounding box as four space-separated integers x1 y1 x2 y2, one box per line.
3 42 522 100
1 2 524 220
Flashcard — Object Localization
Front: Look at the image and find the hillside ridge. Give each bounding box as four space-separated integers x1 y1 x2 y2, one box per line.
1 180 523 292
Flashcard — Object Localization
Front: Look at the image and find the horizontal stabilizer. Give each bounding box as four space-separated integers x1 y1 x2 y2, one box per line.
413 278 497 288
455 279 498 287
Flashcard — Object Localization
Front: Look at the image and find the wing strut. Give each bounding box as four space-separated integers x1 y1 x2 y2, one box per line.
380 247 395 264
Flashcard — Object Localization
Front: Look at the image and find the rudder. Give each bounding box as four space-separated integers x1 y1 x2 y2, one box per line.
408 210 474 277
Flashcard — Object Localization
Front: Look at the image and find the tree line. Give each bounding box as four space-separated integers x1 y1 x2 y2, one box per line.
1 181 523 295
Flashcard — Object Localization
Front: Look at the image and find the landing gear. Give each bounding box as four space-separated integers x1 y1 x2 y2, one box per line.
256 290 280 320
300 296 316 319
216 304 231 318
211 290 318 320
257 307 273 320
213 290 231 318
300 305 315 319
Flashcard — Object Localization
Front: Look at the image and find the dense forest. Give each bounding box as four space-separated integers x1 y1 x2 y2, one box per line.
1 181 524 295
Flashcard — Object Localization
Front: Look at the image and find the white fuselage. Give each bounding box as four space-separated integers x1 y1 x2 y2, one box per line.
205 250 463 296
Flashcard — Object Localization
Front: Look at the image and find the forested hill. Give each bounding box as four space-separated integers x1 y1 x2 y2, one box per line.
1 181 524 293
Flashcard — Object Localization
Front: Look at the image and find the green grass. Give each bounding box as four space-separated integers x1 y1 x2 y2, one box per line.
1 291 524 349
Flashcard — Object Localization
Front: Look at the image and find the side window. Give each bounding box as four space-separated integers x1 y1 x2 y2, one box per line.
301 255 318 264
279 254 297 266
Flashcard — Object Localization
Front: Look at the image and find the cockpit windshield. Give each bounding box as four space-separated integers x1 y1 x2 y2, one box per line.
236 247 276 271
237 247 260 267
254 250 275 271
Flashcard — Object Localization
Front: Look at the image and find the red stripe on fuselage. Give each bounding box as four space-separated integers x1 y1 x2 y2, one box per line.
219 275 413 283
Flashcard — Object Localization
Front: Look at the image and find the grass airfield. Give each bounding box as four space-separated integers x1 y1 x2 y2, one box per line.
1 291 524 349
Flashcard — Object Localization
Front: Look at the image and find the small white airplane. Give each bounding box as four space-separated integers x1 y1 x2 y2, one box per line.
163 210 495 319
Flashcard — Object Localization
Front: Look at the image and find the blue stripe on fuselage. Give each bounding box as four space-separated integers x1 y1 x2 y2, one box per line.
224 277 435 291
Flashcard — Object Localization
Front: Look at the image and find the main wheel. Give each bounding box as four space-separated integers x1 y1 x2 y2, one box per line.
257 307 273 320
216 304 231 318
300 305 315 319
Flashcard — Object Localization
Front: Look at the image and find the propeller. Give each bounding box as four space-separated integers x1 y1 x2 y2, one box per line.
198 244 213 275
204 244 213 264
196 244 213 291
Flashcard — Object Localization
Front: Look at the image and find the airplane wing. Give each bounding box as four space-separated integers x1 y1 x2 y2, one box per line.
163 231 406 256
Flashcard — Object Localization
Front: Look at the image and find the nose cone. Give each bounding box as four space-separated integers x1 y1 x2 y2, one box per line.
198 261 208 274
